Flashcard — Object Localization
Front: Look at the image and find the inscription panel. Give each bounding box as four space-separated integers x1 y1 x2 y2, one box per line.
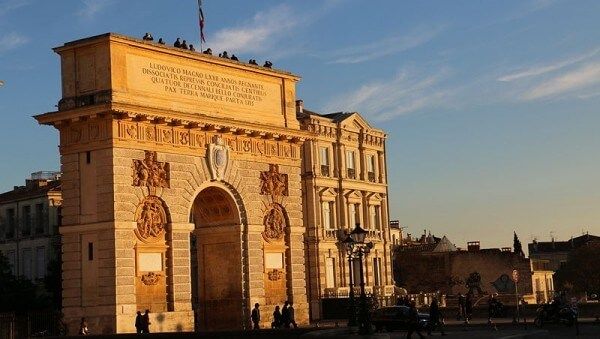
126 54 284 125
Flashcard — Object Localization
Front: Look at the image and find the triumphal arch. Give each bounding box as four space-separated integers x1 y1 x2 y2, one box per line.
35 33 310 333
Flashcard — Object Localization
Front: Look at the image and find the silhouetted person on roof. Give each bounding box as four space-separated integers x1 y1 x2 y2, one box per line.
220 51 229 59
181 40 188 49
142 32 153 41
189 44 195 51
231 54 239 61
203 48 212 55
263 60 273 68
174 38 181 48
249 59 258 65
158 38 165 45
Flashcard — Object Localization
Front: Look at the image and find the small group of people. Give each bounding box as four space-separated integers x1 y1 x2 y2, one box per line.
250 301 297 330
141 33 274 68
134 309 152 334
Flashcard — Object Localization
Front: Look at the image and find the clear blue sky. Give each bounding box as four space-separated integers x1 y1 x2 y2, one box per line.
0 0 599 249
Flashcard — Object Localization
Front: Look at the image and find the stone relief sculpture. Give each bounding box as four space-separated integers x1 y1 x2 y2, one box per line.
132 151 170 188
207 135 229 181
141 272 162 285
268 269 284 281
492 273 515 293
260 164 288 197
135 196 168 242
465 271 485 295
262 203 286 242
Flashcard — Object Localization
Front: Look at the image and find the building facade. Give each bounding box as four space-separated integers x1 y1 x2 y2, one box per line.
528 234 600 272
0 172 62 282
298 107 394 320
34 33 393 334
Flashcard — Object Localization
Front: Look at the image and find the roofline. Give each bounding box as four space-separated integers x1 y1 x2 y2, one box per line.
53 32 301 81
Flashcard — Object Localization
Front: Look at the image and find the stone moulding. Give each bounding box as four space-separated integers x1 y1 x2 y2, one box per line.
141 272 162 285
134 196 168 243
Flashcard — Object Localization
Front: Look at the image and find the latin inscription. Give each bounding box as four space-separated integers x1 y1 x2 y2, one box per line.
126 54 285 126
141 62 267 107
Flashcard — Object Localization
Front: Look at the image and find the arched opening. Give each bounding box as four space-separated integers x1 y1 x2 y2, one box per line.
190 185 245 331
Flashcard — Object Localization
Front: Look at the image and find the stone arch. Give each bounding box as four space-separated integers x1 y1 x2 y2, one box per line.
188 181 250 331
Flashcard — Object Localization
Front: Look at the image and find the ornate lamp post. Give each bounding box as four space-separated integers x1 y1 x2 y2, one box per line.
348 224 374 334
342 235 357 326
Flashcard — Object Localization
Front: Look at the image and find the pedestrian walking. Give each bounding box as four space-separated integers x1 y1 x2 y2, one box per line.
135 311 143 334
427 297 446 336
251 303 261 329
142 309 151 333
281 301 290 328
288 302 298 329
78 317 90 335
272 305 282 329
465 294 473 324
406 301 424 339
457 293 465 320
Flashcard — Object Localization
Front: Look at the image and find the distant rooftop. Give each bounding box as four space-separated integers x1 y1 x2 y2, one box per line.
529 233 600 253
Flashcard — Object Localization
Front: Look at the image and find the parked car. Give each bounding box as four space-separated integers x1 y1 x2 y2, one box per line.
371 306 430 332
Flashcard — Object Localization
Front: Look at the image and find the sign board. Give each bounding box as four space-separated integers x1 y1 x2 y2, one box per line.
512 269 519 283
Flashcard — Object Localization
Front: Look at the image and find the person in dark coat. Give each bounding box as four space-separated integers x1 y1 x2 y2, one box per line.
406 301 424 339
288 302 297 329
281 301 290 328
465 294 473 323
457 293 466 320
251 303 261 329
427 297 446 335
272 305 282 329
135 311 143 334
142 309 151 333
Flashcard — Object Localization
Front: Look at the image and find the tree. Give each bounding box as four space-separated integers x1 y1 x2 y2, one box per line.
0 252 52 312
554 241 600 295
513 231 524 257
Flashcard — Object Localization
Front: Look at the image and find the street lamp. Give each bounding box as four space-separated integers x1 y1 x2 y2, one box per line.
342 235 357 326
346 223 374 334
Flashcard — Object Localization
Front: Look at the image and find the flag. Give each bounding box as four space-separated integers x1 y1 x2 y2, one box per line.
198 0 206 43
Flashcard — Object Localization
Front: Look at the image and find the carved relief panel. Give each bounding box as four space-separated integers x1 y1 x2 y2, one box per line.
134 196 168 243
132 151 170 188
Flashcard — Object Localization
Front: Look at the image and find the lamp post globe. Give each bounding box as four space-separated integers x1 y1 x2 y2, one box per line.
349 223 367 244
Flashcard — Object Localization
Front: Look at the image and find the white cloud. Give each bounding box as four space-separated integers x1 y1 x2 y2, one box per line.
322 68 453 121
209 4 298 56
325 26 444 64
0 32 28 53
0 0 29 16
498 47 600 82
76 0 111 20
522 62 600 100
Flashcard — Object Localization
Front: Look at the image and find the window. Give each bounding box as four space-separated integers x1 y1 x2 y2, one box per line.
325 257 336 288
320 147 330 176
322 201 334 230
6 209 15 238
35 247 45 280
346 151 356 179
22 248 32 280
6 250 16 275
349 204 356 227
373 257 382 286
374 206 381 230
22 205 31 236
368 155 376 182
35 203 45 234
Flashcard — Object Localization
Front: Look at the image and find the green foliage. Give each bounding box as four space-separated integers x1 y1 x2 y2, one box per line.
0 252 56 313
554 242 600 295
